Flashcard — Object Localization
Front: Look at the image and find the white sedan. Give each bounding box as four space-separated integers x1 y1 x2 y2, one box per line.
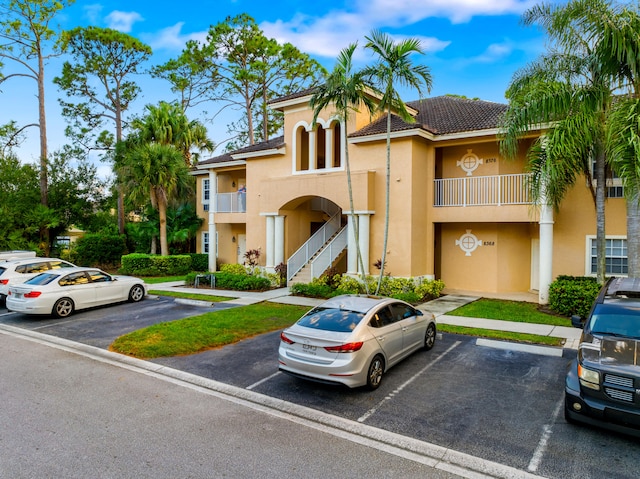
6 267 147 318
279 295 436 390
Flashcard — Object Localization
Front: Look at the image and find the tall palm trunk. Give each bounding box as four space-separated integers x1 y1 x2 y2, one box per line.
376 107 392 294
594 144 606 284
627 190 640 276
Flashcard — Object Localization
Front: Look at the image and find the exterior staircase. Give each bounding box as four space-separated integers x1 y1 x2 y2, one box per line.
288 227 347 285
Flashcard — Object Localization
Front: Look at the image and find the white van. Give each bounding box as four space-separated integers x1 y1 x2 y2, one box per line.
0 251 36 262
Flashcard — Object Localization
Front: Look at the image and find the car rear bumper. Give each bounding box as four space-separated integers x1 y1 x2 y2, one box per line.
5 298 52 315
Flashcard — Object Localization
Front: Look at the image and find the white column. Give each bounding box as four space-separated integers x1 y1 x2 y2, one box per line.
274 215 285 266
358 214 371 275
325 126 334 168
539 204 554 305
347 214 357 274
265 216 275 269
308 129 317 170
208 171 217 272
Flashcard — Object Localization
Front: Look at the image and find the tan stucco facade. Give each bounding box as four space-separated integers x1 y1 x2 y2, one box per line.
192 93 629 296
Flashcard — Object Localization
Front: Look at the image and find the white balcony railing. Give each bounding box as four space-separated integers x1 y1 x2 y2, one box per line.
213 192 247 213
434 173 532 207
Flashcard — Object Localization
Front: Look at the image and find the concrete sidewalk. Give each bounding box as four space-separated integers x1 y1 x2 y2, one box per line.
149 282 582 350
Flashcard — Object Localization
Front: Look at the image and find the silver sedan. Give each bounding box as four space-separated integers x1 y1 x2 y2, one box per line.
6 267 147 318
278 295 436 390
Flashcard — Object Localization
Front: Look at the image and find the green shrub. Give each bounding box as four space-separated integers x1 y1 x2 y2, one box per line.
74 234 127 268
549 276 601 318
290 282 336 298
214 272 270 291
416 279 446 300
189 253 209 272
291 274 446 304
121 253 192 276
220 263 249 275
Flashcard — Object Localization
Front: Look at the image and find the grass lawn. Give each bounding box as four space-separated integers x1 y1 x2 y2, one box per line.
110 302 311 359
148 289 232 302
448 298 569 326
141 276 186 284
437 324 565 346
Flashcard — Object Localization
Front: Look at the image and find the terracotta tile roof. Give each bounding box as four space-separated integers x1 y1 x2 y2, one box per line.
200 95 507 166
350 95 508 137
198 136 285 166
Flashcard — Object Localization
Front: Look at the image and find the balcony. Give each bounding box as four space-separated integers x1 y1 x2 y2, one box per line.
434 173 531 207
203 192 247 213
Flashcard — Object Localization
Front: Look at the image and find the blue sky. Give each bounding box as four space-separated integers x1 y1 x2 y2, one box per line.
2 0 555 174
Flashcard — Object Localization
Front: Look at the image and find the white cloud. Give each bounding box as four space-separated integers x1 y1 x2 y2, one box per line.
261 12 449 61
142 22 208 51
361 0 537 24
83 4 103 24
105 11 144 32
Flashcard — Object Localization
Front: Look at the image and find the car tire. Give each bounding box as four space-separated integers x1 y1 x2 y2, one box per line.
423 323 436 351
53 298 74 318
128 284 145 303
366 355 385 390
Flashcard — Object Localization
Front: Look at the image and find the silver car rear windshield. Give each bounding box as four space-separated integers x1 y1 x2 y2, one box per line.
24 273 58 286
589 304 640 339
297 307 365 333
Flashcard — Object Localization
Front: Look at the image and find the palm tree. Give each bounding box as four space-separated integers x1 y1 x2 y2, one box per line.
500 0 619 285
310 43 376 292
133 101 214 166
118 143 190 256
363 30 432 294
599 3 640 276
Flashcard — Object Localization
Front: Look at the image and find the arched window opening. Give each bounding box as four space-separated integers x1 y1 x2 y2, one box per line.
332 122 342 168
316 126 326 169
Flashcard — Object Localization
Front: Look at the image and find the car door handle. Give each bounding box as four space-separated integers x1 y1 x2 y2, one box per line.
377 336 385 341
402 326 409 331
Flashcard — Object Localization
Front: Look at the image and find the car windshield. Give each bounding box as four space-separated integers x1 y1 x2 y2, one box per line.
297 307 365 333
24 273 59 286
0 267 6 276
588 304 640 339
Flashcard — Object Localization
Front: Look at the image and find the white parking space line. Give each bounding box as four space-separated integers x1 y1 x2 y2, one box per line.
246 371 281 390
527 395 564 473
0 311 16 317
357 341 461 423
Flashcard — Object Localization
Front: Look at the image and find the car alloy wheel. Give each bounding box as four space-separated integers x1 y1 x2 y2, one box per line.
367 355 384 390
53 298 74 318
424 323 436 351
129 284 145 302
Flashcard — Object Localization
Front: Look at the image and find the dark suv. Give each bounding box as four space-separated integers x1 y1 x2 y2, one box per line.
565 277 640 436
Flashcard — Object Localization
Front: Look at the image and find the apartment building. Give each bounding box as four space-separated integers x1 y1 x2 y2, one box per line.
192 91 627 303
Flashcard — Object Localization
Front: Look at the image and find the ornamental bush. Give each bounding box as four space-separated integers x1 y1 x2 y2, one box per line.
291 274 446 304
548 275 601 318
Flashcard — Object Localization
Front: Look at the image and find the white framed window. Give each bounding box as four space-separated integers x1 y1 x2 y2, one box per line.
202 178 210 211
203 232 209 254
586 236 627 276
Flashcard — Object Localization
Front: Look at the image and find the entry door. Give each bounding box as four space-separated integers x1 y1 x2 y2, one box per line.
530 239 539 291
237 234 247 265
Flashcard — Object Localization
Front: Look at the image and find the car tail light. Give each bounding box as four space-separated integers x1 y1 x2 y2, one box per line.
0 279 8 285
24 291 42 298
324 342 364 353
280 332 295 344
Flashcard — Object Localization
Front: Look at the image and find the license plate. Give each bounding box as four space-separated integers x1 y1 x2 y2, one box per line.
14 293 22 299
302 344 318 354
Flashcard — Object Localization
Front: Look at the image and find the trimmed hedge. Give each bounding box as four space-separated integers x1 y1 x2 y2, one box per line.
548 275 601 318
189 253 209 272
121 253 192 276
185 270 271 291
